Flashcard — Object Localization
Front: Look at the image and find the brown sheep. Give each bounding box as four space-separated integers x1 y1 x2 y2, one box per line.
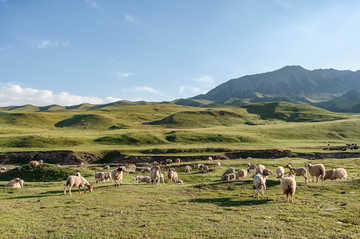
305 162 325 183
29 160 40 169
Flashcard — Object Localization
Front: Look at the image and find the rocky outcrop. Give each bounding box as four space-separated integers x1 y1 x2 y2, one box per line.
0 151 99 165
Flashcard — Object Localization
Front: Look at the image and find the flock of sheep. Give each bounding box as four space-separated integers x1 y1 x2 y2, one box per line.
3 158 348 203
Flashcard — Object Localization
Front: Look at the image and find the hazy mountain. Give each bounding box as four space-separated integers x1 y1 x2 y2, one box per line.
193 66 360 108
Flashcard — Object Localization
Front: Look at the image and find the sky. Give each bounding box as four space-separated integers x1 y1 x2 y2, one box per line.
1 0 360 106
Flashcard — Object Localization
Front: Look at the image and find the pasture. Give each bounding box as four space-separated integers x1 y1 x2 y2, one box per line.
0 157 359 238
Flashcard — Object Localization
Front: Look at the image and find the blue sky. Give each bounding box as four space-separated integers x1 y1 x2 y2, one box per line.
1 0 360 106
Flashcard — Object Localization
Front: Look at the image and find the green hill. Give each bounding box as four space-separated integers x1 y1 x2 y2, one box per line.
54 114 116 130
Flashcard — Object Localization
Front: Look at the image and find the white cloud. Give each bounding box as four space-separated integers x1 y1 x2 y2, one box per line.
0 83 121 106
114 72 134 79
179 75 216 95
37 40 69 49
125 14 136 23
134 86 161 95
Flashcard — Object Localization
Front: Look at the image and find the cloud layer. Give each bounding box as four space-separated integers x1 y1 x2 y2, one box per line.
0 83 122 106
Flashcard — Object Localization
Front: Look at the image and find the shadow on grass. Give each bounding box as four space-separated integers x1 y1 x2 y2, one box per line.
190 197 272 207
192 179 280 189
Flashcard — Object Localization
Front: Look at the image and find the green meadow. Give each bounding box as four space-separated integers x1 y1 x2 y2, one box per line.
0 101 360 238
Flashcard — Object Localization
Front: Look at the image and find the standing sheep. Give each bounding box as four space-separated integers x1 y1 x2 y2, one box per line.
247 163 257 173
276 166 285 181
202 165 209 173
197 164 205 170
111 167 124 187
253 169 273 200
176 158 181 164
64 176 93 195
208 157 213 162
305 162 325 183
94 172 106 184
284 163 308 184
167 168 178 184
5 178 24 188
236 169 247 180
150 166 161 185
216 161 221 168
29 160 40 169
280 171 296 203
254 165 265 176
166 159 173 164
185 166 192 174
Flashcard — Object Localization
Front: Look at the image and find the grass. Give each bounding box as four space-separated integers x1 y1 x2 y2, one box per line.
0 157 359 238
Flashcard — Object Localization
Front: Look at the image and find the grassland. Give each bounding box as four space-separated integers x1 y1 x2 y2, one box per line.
0 157 359 238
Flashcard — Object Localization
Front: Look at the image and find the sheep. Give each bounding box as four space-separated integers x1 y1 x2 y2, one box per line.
95 172 106 184
247 163 257 173
325 168 347 181
222 173 236 181
150 166 161 185
305 162 325 183
175 179 183 184
0 167 6 173
202 165 209 173
280 171 296 203
176 158 181 164
324 169 335 181
236 169 247 180
133 175 144 181
64 176 93 195
104 172 112 182
223 167 235 175
167 168 178 184
29 160 40 169
276 166 285 181
142 167 151 173
253 169 273 200
159 173 165 184
38 160 44 164
103 165 110 171
185 165 192 174
75 170 81 177
5 178 24 188
216 161 221 168
197 164 205 170
208 157 213 162
254 164 265 176
166 159 173 164
138 176 151 183
284 163 308 184
111 167 124 187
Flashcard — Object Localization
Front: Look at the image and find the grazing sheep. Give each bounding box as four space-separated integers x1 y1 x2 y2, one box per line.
104 172 112 182
5 178 24 188
29 160 40 169
167 168 178 184
222 173 236 181
166 159 173 164
284 163 308 184
254 165 265 176
103 165 110 171
247 163 257 173
138 176 151 183
276 166 285 181
332 168 348 180
64 176 93 195
176 158 181 164
185 165 192 174
216 161 221 168
175 179 183 184
95 172 106 184
150 166 161 185
236 169 247 180
111 167 124 187
280 171 296 203
197 164 205 170
208 157 213 162
253 169 273 200
223 167 235 175
202 165 209 173
133 175 144 181
305 162 325 183
324 169 335 181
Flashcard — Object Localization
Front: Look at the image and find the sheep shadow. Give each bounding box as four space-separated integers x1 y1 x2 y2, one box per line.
190 197 272 207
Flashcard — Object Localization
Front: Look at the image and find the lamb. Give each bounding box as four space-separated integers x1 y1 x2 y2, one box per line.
111 167 124 187
216 161 221 168
253 169 273 200
236 169 247 180
284 163 308 184
202 165 209 173
223 167 235 175
325 168 347 181
222 173 236 181
138 176 151 183
29 160 40 169
150 166 161 185
276 166 285 181
94 172 106 184
64 176 93 195
280 171 296 203
167 168 178 184
185 166 192 174
5 178 24 188
305 162 325 183
247 163 257 173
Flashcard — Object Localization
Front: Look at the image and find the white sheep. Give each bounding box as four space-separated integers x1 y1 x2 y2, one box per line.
0 167 6 173
111 167 124 187
284 163 308 184
197 164 205 170
104 172 112 182
64 176 93 195
103 165 110 171
5 178 24 188
254 164 265 176
185 165 192 174
247 163 257 173
176 158 181 164
133 175 144 181
325 168 347 181
223 167 235 175
276 166 285 181
208 157 213 162
166 159 173 164
216 161 221 168
305 162 325 183
167 168 178 183
95 172 105 184
75 171 81 177
138 176 151 183
236 169 247 180
150 166 161 185
280 171 296 203
253 169 273 200
202 165 209 173
159 173 165 184
222 173 236 181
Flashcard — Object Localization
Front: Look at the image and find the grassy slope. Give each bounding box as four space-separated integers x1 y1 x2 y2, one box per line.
0 157 359 238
